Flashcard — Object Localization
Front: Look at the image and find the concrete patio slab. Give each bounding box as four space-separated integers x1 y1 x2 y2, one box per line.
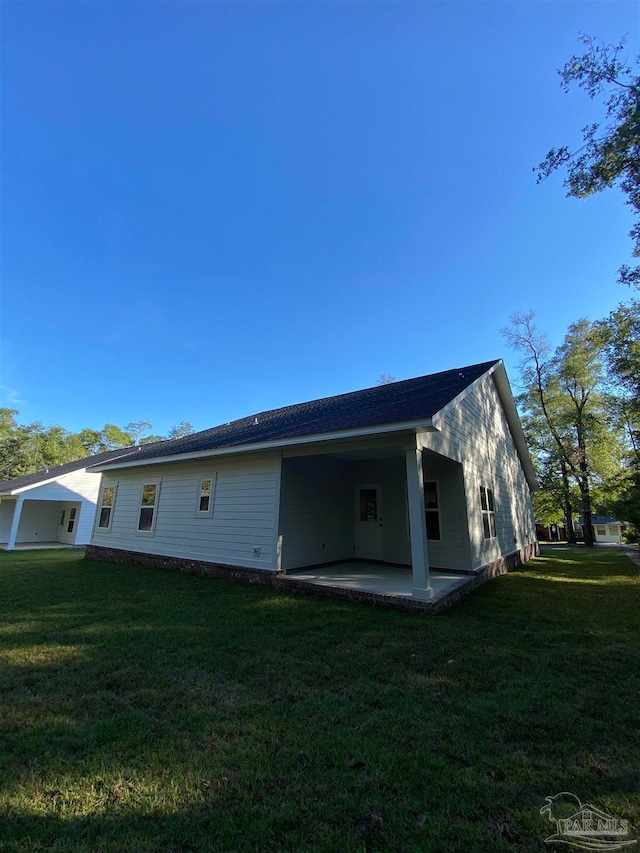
278 561 476 613
0 542 80 551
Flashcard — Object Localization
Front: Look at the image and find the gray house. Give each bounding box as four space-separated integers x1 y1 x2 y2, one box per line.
86 360 538 605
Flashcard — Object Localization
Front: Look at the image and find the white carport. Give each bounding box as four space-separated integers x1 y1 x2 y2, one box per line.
0 492 85 549
0 447 139 550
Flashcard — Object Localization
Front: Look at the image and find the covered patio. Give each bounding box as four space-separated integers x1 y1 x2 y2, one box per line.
0 541 79 551
277 431 472 604
0 497 83 550
278 561 477 612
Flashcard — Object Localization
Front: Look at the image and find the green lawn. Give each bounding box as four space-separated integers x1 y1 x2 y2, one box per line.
0 547 639 852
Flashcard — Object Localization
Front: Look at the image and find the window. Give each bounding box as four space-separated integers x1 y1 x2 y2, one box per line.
67 507 77 533
195 475 216 518
97 485 117 531
138 482 159 533
424 481 441 540
199 480 212 513
59 510 66 527
596 526 606 536
480 486 496 539
359 488 378 522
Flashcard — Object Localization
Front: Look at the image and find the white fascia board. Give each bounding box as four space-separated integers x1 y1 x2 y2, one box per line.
0 466 98 497
92 418 436 472
13 478 61 495
490 363 539 491
0 475 78 496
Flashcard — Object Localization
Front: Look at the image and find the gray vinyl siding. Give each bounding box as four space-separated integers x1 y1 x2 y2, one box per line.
279 456 412 570
422 372 536 570
421 453 472 571
92 453 280 571
279 456 353 570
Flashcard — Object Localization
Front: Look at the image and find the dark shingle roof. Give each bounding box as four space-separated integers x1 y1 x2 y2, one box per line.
578 516 626 525
112 360 500 465
0 446 142 494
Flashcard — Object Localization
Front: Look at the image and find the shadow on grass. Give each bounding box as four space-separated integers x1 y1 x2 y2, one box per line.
0 547 639 852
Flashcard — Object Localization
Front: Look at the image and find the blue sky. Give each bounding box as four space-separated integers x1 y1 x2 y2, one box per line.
1 1 638 437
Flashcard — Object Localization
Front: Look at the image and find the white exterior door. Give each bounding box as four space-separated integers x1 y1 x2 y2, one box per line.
354 485 383 560
57 503 81 544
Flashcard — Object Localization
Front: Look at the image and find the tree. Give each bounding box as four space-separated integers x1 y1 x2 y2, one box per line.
102 423 135 450
518 399 579 541
599 298 640 446
35 425 84 469
597 298 640 532
0 411 89 480
503 312 621 546
503 314 577 541
125 421 152 446
0 412 153 482
79 428 103 456
0 408 30 481
536 34 640 288
377 374 395 385
167 421 195 440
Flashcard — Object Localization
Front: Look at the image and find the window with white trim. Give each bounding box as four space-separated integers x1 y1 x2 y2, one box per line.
67 507 77 533
138 482 160 533
97 484 117 531
480 486 496 539
424 481 441 541
195 474 216 518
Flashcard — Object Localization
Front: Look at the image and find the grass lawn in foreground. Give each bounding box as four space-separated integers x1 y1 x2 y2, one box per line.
0 546 639 852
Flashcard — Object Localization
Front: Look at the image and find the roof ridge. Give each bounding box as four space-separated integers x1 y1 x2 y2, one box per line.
103 360 501 464
175 359 502 439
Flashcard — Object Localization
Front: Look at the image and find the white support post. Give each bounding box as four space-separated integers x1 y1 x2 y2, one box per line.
6 496 24 551
272 454 283 573
405 447 433 600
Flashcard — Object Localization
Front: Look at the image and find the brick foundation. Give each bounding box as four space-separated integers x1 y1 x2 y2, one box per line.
473 540 540 582
84 540 540 614
84 545 275 587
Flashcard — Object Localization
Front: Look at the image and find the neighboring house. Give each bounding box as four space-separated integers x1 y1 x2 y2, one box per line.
576 515 627 544
0 448 141 550
536 522 567 542
87 360 539 602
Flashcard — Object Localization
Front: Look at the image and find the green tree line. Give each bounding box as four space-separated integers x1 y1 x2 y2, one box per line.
0 413 194 483
503 299 639 543
508 34 640 543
